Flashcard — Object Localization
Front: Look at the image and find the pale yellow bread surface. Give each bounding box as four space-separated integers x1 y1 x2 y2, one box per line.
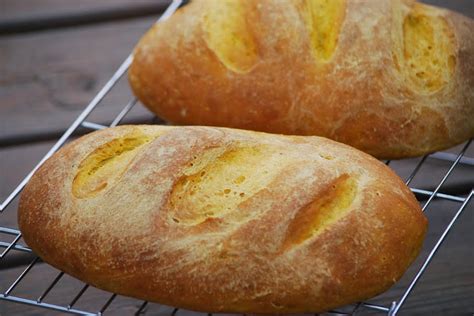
19 125 427 313
129 0 474 159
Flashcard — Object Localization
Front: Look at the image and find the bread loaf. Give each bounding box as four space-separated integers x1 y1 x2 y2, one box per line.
19 125 427 313
129 0 474 159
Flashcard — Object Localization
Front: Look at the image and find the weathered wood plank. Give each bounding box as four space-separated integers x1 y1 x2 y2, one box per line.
0 0 171 35
1 0 471 23
0 16 159 146
1 0 165 21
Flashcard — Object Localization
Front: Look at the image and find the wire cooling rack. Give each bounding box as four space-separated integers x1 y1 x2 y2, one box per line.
1 0 473 315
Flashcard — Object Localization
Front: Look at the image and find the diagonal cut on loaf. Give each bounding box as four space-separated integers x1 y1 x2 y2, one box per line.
19 125 427 313
129 0 474 159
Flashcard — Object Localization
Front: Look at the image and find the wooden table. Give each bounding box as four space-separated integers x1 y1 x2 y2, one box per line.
1 1 473 315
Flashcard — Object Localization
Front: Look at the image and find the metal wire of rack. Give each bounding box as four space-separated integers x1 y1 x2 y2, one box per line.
1 0 473 315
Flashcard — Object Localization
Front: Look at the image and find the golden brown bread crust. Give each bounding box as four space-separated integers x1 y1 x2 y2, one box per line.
19 125 427 313
129 0 474 159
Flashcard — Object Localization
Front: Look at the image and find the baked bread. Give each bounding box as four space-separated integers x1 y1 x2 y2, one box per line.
19 125 427 313
129 0 474 159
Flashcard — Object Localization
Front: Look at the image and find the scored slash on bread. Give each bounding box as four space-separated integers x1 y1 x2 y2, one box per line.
19 125 427 313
